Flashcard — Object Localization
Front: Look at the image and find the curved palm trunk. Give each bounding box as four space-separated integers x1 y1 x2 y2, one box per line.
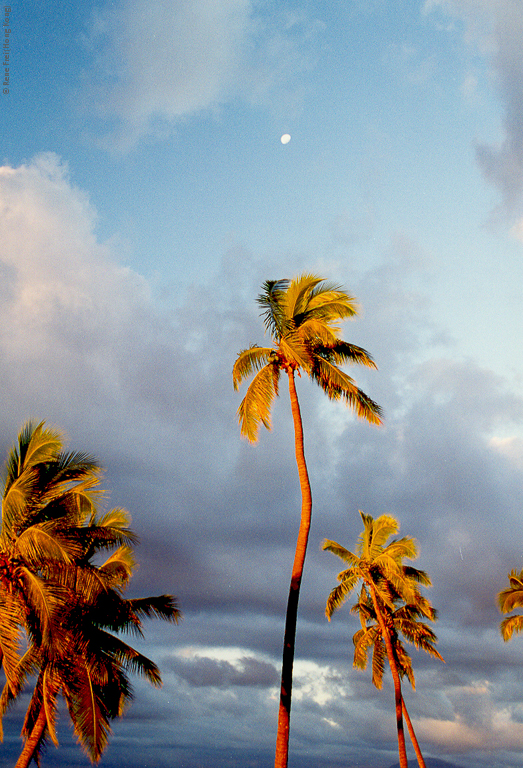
368 585 408 768
15 707 47 768
402 698 426 768
274 371 313 768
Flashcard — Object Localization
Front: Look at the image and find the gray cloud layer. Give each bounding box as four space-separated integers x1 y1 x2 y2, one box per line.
1 154 523 767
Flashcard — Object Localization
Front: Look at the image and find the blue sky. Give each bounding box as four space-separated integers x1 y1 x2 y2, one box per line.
2 1 523 767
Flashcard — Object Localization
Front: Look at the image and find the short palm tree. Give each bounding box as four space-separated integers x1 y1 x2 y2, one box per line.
9 544 180 768
0 422 181 767
351 587 443 768
0 421 102 691
323 512 426 768
233 274 382 768
498 569 523 641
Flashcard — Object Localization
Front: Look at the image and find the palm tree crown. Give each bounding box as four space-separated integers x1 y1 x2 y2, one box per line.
233 274 382 441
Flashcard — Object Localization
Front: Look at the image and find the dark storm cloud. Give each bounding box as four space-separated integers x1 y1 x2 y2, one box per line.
169 654 279 688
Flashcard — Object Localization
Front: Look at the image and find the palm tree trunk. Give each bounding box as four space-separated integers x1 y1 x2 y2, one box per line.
274 371 313 768
402 698 426 768
368 585 409 768
15 706 47 768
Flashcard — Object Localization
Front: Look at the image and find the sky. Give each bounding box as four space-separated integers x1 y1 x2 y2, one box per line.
1 1 523 767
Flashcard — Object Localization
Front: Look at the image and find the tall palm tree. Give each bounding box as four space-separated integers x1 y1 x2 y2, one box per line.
323 512 426 768
233 274 382 768
351 587 443 768
498 569 523 641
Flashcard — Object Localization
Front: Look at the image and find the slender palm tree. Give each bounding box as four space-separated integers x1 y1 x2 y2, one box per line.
233 274 381 768
323 512 426 768
351 587 443 768
498 569 523 641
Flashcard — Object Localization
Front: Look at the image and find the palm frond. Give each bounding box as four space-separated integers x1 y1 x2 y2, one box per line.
278 334 314 371
257 279 289 338
283 274 323 322
237 362 280 442
310 356 382 424
358 513 399 558
325 573 359 619
370 633 387 688
500 614 523 642
498 570 523 613
98 546 136 589
63 658 112 762
15 522 79 565
232 346 274 390
127 595 181 624
0 591 23 693
42 666 59 746
328 340 378 369
322 539 356 565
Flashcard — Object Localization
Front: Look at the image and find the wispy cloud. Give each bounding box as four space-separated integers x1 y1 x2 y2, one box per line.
425 0 523 218
85 0 321 151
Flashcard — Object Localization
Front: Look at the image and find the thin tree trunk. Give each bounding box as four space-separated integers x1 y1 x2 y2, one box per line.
402 698 426 768
368 585 409 768
274 371 313 768
15 707 47 768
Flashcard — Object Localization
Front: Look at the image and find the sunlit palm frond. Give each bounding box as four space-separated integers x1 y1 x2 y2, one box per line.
97 546 136 589
403 565 432 589
353 624 380 671
81 517 138 556
358 513 399 559
281 274 322 319
325 572 360 619
42 666 59 746
500 614 523 641
15 522 79 566
498 570 523 613
63 659 112 762
322 539 356 565
297 317 339 347
370 632 387 688
278 334 313 371
0 592 24 694
237 362 280 442
17 567 64 646
232 346 274 390
1 469 41 542
5 423 62 486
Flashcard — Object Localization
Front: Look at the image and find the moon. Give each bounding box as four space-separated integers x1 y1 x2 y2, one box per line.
280 134 291 144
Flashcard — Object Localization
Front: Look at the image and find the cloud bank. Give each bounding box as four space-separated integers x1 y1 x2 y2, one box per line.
2 154 523 767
